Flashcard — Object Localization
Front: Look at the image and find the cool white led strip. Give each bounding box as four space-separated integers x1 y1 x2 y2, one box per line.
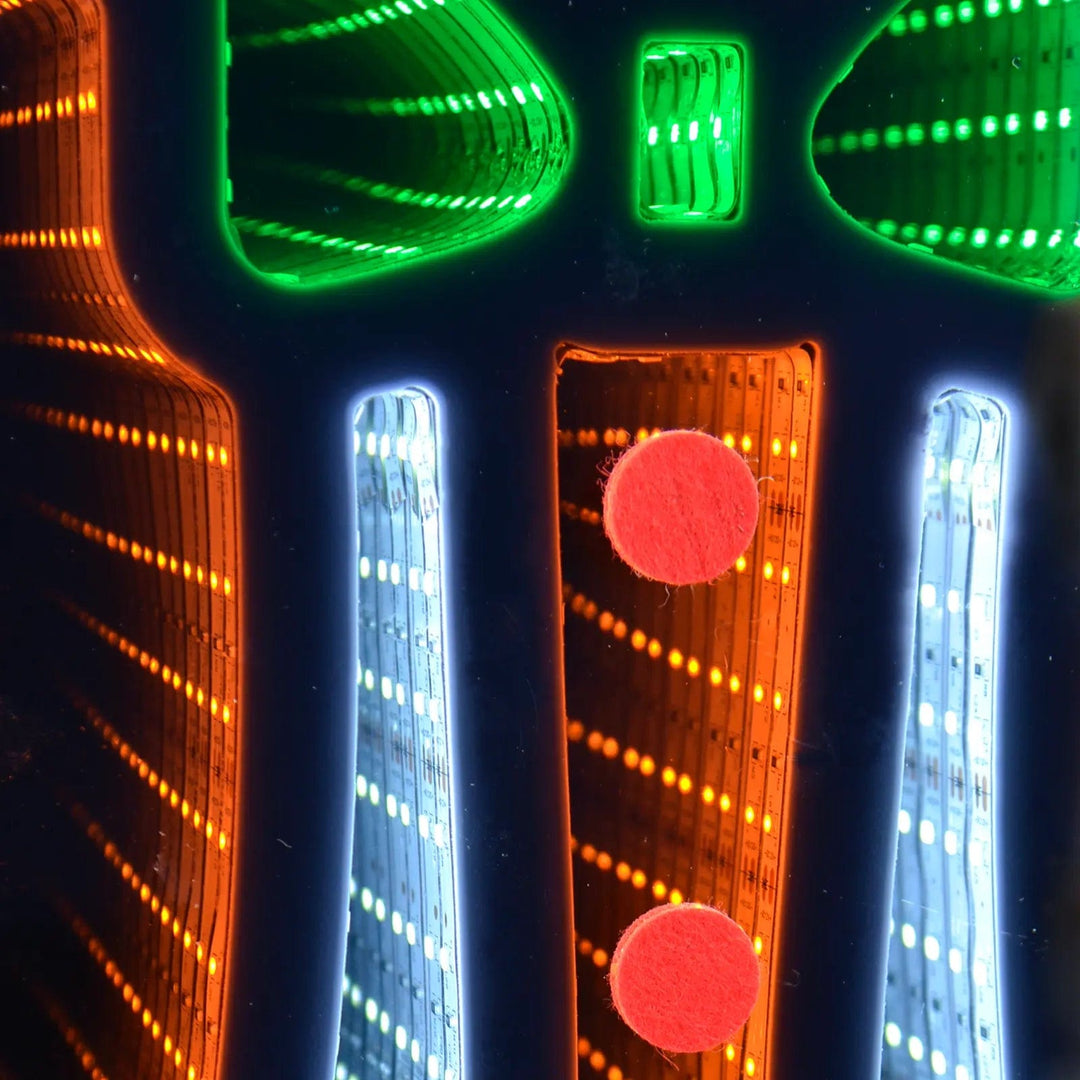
883 390 1007 1080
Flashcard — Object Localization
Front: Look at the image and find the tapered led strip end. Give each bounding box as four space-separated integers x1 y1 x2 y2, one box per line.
811 1 1080 293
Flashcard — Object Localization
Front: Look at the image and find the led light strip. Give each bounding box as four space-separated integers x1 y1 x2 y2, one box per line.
72 804 220 973
336 978 459 1080
57 596 234 724
244 155 535 214
814 107 1076 157
67 912 204 1080
0 225 103 247
15 402 230 465
861 218 1080 253
0 88 97 127
232 0 455 48
564 583 789 702
883 390 1006 1080
568 719 775 832
296 82 546 117
230 216 421 258
348 881 453 970
558 425 800 457
70 691 229 852
354 771 449 853
33 498 234 598
38 992 111 1080
2 330 165 365
577 1035 636 1080
886 0 1061 35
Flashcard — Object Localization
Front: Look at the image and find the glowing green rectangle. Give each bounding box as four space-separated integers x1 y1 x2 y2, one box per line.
637 41 746 224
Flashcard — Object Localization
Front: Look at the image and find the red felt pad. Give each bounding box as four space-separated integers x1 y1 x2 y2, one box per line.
602 430 759 586
609 903 761 1054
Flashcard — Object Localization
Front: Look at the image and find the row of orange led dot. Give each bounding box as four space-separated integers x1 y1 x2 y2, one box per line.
0 88 97 127
564 583 789 703
37 499 234 598
572 834 766 956
5 329 166 365
575 931 610 970
59 597 233 724
558 425 800 458
43 998 110 1080
21 401 229 464
74 693 229 852
0 0 33 13
0 224 102 247
570 834 684 905
78 811 220 976
41 288 127 307
69 913 204 1080
577 1035 633 1080
567 719 774 834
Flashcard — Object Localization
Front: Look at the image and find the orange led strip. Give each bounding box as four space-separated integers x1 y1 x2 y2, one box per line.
0 87 96 127
34 498 235 598
40 995 111 1080
57 596 234 725
68 912 205 1080
567 718 775 833
2 329 164 364
0 225 103 247
74 804 220 975
16 401 231 466
570 833 683 905
71 691 229 852
577 1035 634 1080
563 583 789 705
574 931 611 970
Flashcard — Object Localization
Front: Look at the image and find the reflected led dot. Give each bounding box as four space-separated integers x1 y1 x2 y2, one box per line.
944 830 959 856
884 1022 902 1047
949 947 963 973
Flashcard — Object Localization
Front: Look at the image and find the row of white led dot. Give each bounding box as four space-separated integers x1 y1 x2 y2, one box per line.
347 877 454 972
358 668 442 722
884 1021 973 1080
356 428 435 464
897 809 989 866
891 916 988 983
355 774 449 850
337 975 457 1080
359 556 437 595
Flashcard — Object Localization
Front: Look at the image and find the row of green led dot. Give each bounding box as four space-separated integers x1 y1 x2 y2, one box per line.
231 217 424 256
815 107 1074 154
235 0 457 49
325 83 547 118
889 0 1068 36
867 217 1080 250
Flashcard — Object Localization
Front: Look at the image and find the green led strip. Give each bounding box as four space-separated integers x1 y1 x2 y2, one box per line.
636 39 748 224
811 0 1080 292
226 0 572 287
